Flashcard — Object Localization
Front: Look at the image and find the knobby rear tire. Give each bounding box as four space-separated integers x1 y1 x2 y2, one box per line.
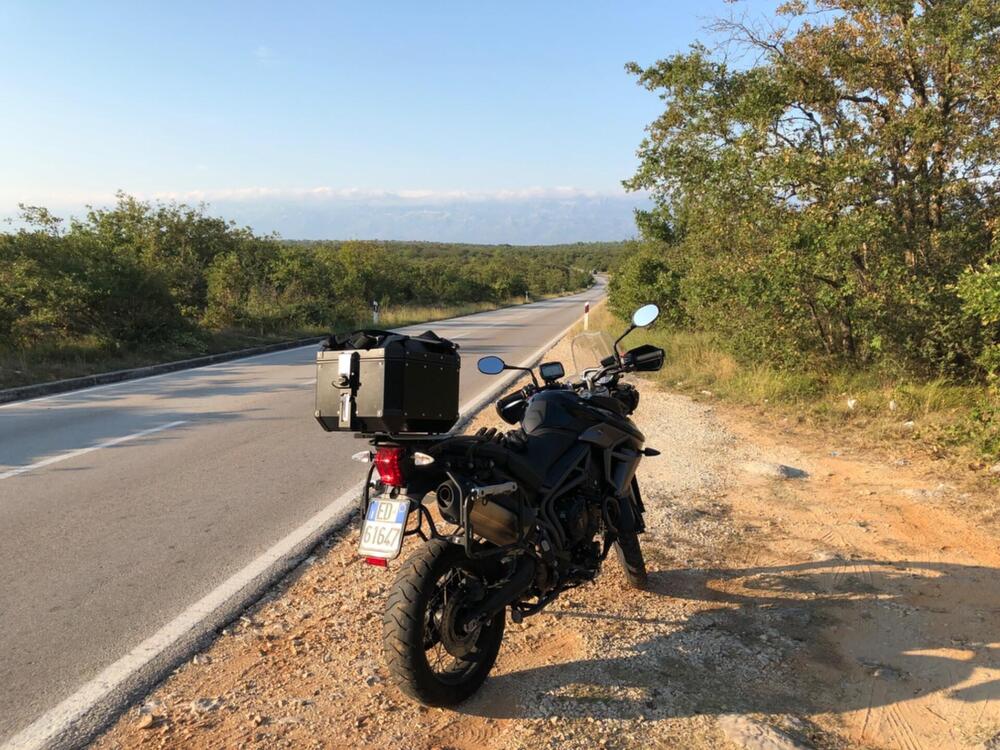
382 539 505 707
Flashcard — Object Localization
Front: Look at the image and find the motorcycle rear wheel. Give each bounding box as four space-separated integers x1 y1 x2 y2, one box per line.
382 539 505 706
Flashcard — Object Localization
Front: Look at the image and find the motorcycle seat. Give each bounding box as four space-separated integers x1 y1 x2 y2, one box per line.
430 435 544 492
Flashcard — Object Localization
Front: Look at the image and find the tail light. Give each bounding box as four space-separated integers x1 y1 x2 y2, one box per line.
374 446 406 487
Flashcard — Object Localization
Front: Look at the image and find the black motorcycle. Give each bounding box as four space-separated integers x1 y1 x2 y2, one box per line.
350 304 665 706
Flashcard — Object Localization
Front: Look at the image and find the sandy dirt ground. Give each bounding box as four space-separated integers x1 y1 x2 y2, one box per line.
94 335 1000 750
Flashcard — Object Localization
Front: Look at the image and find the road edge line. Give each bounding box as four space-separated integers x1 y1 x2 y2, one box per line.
450 311 587 435
0 338 325 408
3 308 591 750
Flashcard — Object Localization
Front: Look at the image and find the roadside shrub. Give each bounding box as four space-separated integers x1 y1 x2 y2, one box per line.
957 264 1000 384
2 193 613 372
608 243 685 325
0 218 184 347
947 399 1000 460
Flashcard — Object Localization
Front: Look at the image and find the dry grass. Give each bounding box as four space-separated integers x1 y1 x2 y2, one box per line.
589 305 999 463
372 299 521 328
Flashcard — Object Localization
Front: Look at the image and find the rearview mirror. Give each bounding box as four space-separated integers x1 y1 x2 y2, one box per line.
477 356 506 375
632 304 660 328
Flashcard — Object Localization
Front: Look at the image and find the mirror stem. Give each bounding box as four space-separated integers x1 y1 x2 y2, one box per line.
505 364 539 387
613 324 635 364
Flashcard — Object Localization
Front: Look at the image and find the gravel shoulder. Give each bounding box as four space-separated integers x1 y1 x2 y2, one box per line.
95 333 1000 750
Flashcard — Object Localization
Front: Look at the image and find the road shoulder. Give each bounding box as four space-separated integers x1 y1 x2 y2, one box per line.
93 336 1000 750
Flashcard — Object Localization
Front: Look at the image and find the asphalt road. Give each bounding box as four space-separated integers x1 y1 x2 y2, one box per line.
0 281 604 744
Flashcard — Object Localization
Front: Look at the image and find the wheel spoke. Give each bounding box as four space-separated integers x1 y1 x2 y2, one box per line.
423 568 485 677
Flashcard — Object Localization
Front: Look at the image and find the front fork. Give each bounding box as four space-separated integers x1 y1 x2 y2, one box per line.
629 476 646 533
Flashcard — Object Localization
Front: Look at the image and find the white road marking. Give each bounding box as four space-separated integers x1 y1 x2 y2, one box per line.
456 313 581 416
2 479 364 750
0 421 189 480
2 290 601 750
0 344 322 411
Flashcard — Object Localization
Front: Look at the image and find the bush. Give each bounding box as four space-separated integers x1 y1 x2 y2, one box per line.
617 1 1000 379
607 243 685 325
957 264 1000 384
1 196 612 363
0 214 185 347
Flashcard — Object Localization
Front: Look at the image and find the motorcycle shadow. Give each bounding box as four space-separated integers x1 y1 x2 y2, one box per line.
457 558 1000 726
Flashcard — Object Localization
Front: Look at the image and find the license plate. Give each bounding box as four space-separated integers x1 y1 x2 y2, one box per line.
358 496 409 560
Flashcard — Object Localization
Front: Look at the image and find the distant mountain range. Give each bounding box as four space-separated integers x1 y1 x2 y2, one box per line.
200 189 647 243
3 188 649 244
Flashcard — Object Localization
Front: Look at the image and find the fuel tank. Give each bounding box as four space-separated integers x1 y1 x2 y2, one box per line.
519 390 644 482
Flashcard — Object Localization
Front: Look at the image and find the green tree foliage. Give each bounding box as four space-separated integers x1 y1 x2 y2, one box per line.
957 264 1000 382
615 0 1000 377
1 195 621 357
608 243 685 325
1 202 185 347
79 193 260 318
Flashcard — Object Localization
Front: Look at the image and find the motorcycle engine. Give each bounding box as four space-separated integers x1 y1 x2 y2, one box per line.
554 487 603 579
555 477 603 547
555 493 589 545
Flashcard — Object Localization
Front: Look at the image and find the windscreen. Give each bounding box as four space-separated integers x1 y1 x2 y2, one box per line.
570 331 614 378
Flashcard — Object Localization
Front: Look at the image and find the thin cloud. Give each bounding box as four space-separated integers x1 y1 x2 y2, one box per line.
253 45 277 65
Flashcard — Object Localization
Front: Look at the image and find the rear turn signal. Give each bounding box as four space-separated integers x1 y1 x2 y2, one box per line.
374 446 406 486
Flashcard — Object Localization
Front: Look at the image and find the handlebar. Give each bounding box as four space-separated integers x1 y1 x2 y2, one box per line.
496 387 530 412
494 344 663 422
577 343 665 391
577 362 623 391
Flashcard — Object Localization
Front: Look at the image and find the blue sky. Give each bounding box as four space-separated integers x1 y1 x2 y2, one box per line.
1 1 780 242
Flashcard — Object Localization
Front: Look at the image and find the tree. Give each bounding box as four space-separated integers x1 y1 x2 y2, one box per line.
608 244 685 324
621 0 1000 373
80 191 260 319
2 196 607 360
1 204 183 346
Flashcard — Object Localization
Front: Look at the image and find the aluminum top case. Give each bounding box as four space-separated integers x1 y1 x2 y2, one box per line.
314 329 460 435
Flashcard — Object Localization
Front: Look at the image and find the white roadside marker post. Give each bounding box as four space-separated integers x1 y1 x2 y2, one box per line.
584 301 590 330
372 299 380 326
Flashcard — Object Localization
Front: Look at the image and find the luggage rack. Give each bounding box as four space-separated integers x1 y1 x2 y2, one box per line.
357 432 454 443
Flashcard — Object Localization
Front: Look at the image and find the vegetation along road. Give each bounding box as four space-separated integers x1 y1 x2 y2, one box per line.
2 1 998 748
